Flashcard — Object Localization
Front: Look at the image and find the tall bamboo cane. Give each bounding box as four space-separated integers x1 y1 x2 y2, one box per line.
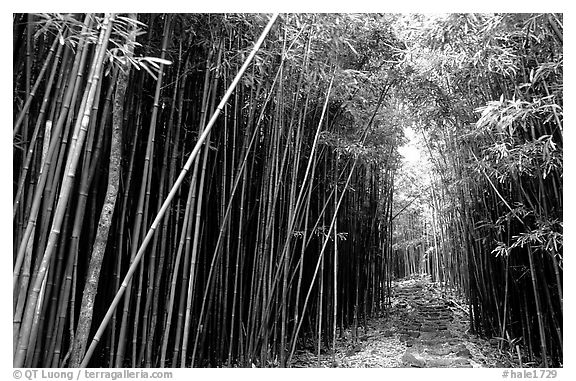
79 13 279 367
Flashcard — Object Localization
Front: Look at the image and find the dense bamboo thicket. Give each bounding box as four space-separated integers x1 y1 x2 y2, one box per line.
13 13 403 368
13 13 562 368
391 14 563 367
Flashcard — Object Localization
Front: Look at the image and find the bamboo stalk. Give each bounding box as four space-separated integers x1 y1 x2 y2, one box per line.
14 14 114 368
79 13 279 367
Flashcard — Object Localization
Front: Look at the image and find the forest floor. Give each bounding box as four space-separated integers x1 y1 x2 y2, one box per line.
293 275 516 368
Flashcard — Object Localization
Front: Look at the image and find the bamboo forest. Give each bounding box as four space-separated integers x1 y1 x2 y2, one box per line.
12 13 563 369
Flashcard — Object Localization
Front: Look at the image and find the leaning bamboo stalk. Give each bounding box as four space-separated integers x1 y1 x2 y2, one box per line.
79 13 279 367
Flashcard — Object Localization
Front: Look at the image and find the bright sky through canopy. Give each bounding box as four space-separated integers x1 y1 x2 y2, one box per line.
398 126 421 164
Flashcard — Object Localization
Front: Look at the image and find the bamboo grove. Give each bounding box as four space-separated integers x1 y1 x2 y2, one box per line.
13 13 402 368
390 14 563 367
12 13 562 368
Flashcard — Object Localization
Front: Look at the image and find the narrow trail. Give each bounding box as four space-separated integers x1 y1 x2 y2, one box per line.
294 275 513 368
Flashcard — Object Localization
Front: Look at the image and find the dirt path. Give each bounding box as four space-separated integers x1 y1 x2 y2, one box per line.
293 275 513 368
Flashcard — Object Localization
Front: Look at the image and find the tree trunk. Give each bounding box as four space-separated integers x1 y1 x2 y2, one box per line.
69 14 136 368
